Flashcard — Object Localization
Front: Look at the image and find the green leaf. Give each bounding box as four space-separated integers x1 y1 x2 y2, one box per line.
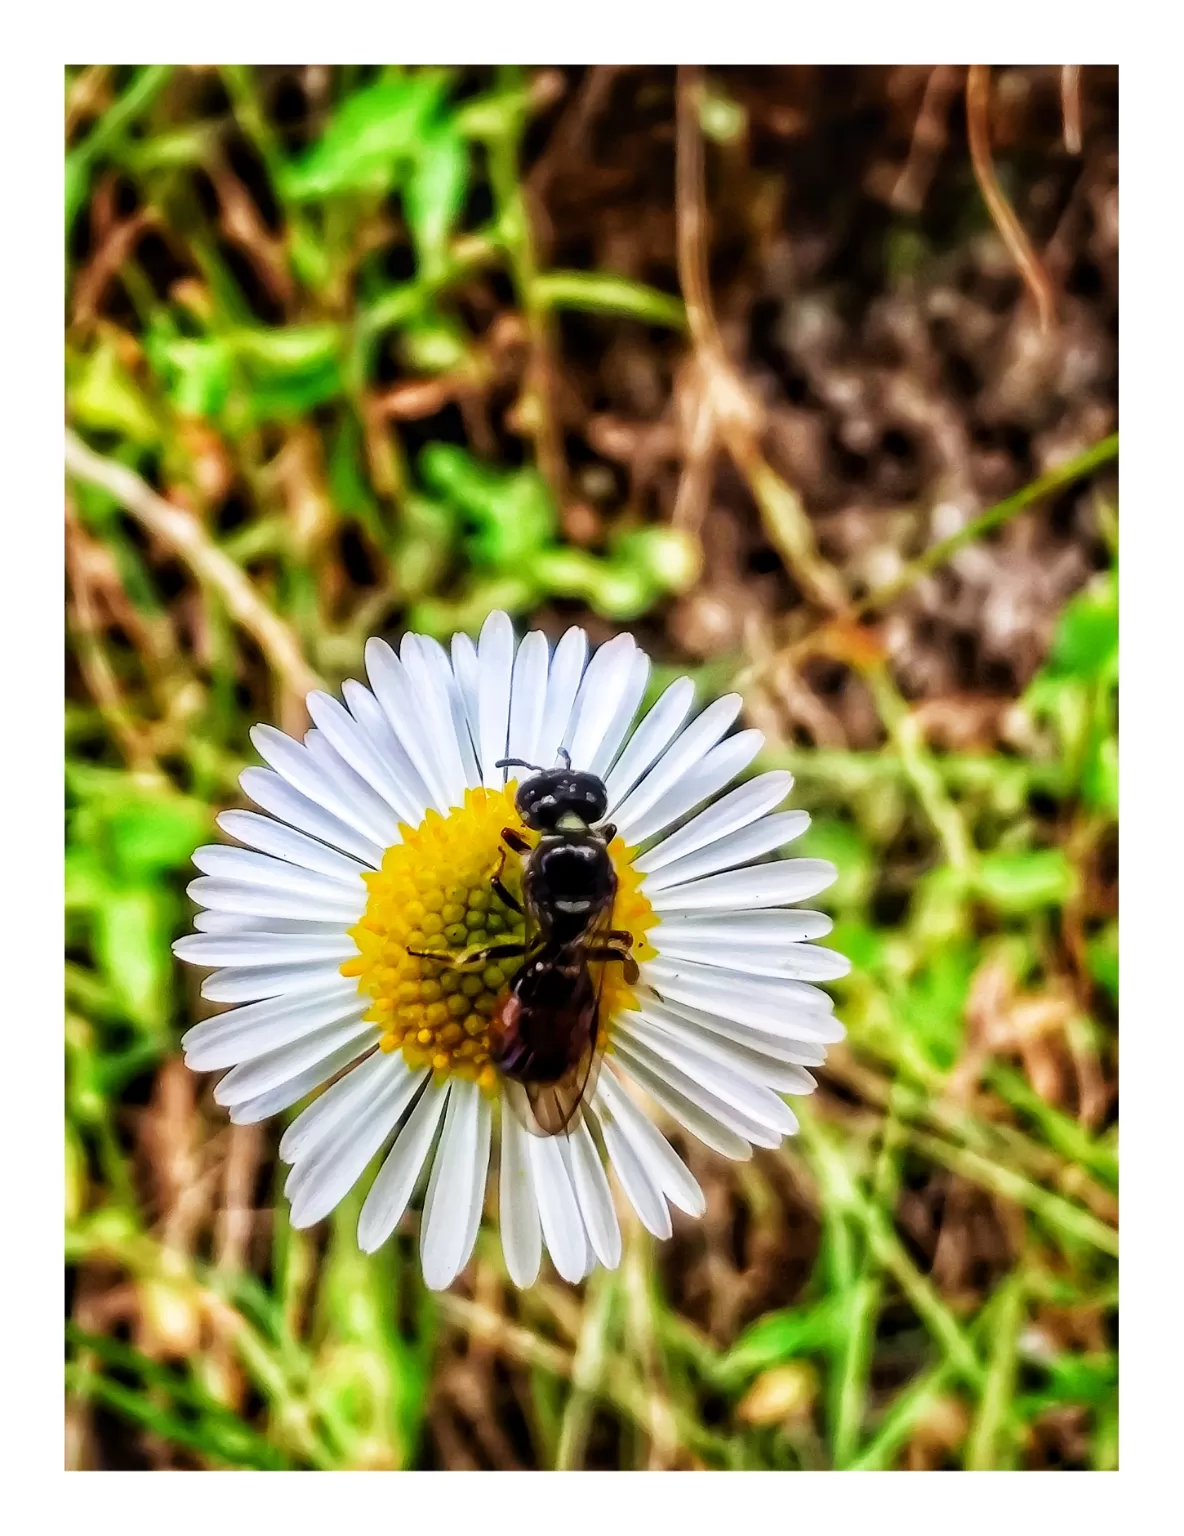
404 125 468 280
103 795 210 883
900 943 975 1071
1048 573 1118 682
720 1299 839 1384
419 445 557 570
398 316 470 374
976 849 1075 912
94 887 172 1030
392 495 456 598
1082 731 1118 815
68 339 159 445
282 73 450 201
149 337 233 418
65 846 105 912
232 324 340 374
610 526 702 596
1087 924 1118 1002
534 270 686 331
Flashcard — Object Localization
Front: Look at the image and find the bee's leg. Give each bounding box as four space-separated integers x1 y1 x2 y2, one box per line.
599 822 617 844
587 944 640 986
501 826 532 854
607 929 633 949
407 939 526 971
490 839 525 916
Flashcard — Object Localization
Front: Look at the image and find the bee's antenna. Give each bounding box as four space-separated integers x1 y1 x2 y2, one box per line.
557 748 571 768
496 757 543 773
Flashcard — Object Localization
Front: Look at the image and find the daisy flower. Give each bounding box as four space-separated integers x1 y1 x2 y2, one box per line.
174 613 847 1290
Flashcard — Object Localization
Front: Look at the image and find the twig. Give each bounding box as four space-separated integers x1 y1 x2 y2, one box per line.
65 505 159 772
65 431 322 701
487 119 567 508
1061 66 1083 154
529 66 624 199
892 65 962 213
852 432 1119 619
674 66 848 612
555 1269 617 1469
966 65 1056 334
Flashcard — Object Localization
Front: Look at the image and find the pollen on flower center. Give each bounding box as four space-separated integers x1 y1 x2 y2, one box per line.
342 784 658 1093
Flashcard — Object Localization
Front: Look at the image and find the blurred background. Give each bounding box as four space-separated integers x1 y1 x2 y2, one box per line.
64 64 1118 1471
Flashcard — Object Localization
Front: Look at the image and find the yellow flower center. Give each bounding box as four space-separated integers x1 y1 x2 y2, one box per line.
342 785 657 1093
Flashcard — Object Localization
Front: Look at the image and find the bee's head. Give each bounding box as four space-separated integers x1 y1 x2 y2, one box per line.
499 759 608 832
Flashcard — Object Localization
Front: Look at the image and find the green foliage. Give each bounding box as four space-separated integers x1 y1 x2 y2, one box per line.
1023 568 1118 815
282 71 454 202
64 64 1118 1473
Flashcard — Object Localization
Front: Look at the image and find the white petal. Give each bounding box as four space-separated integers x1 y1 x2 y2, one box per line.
604 678 696 812
477 611 515 787
596 1069 706 1214
636 1000 818 1092
364 638 451 814
240 767 385 867
449 633 484 767
342 678 434 823
192 844 366 902
253 724 400 850
611 1035 775 1150
415 636 482 788
300 732 404 852
200 960 346 1004
635 772 795 874
567 1118 622 1268
226 1034 375 1125
357 1077 450 1252
506 629 549 769
611 695 743 840
400 634 470 810
564 633 637 771
217 809 370 882
174 931 356 968
592 1102 672 1239
214 1018 378 1106
186 876 362 926
589 648 651 780
306 689 424 825
639 811 809 893
420 1078 487 1290
653 909 833 947
191 910 346 935
623 731 764 847
558 1136 602 1281
458 1088 493 1281
528 1133 588 1283
499 1095 543 1287
644 963 844 1045
647 954 835 1014
659 935 850 982
288 1060 422 1229
655 995 831 1065
183 981 366 1070
616 1017 798 1135
536 626 588 769
280 1047 396 1164
648 858 837 914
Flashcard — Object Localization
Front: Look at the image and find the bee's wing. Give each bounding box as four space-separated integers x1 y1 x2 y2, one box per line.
516 906 614 1138
517 1039 605 1137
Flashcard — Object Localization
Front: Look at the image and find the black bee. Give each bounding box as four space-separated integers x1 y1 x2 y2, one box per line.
416 752 637 1135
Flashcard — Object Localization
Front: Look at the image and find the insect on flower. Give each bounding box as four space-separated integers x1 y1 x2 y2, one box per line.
174 614 849 1290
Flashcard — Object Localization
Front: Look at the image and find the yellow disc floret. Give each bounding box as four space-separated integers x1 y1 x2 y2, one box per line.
342 784 658 1093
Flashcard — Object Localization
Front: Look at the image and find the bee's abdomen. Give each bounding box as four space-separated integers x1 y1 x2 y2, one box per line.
490 958 595 1085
